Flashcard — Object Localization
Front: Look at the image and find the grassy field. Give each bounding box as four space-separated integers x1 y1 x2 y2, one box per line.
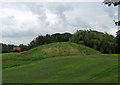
2 42 118 83
3 54 118 83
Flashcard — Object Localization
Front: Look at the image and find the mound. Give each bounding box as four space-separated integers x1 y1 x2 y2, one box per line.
41 42 101 55
20 42 101 60
2 42 101 68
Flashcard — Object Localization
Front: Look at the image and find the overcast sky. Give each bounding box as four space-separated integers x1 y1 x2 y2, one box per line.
0 2 118 45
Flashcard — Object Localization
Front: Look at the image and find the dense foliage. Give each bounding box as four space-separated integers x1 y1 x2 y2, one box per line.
69 30 117 54
116 30 120 54
19 44 29 52
28 33 72 49
1 43 28 53
103 0 120 54
1 43 15 53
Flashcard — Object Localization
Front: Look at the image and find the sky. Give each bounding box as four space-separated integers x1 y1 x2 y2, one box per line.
0 1 118 45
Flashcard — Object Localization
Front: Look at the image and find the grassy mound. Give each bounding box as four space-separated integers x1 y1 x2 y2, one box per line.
21 42 101 60
2 42 101 68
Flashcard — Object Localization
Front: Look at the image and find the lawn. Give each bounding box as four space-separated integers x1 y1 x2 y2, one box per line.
3 54 118 83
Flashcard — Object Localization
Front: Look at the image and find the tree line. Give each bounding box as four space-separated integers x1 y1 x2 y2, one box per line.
28 33 72 49
0 43 29 53
1 30 120 54
1 32 72 53
70 30 119 54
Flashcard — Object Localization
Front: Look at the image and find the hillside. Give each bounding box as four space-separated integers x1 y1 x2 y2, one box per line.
2 42 101 68
2 42 118 83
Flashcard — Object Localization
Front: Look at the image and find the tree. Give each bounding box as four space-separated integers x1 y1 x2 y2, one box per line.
28 33 72 49
1 43 16 53
51 33 62 42
116 30 120 53
19 44 29 52
69 30 117 54
104 0 120 54
44 34 54 44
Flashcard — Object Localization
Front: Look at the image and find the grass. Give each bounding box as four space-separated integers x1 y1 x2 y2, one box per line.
2 42 118 83
3 54 118 83
2 42 101 68
2 52 21 60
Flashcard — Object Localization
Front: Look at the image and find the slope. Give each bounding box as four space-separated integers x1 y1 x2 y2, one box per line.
2 42 101 68
3 54 118 83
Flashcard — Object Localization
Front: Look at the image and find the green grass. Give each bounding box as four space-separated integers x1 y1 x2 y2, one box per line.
2 42 101 68
3 54 118 83
2 52 21 60
2 42 118 83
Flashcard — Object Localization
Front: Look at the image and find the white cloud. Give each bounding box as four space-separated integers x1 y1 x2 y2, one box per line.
63 3 118 34
108 28 118 36
0 0 103 2
45 10 61 25
0 2 118 45
2 36 35 45
0 7 39 37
